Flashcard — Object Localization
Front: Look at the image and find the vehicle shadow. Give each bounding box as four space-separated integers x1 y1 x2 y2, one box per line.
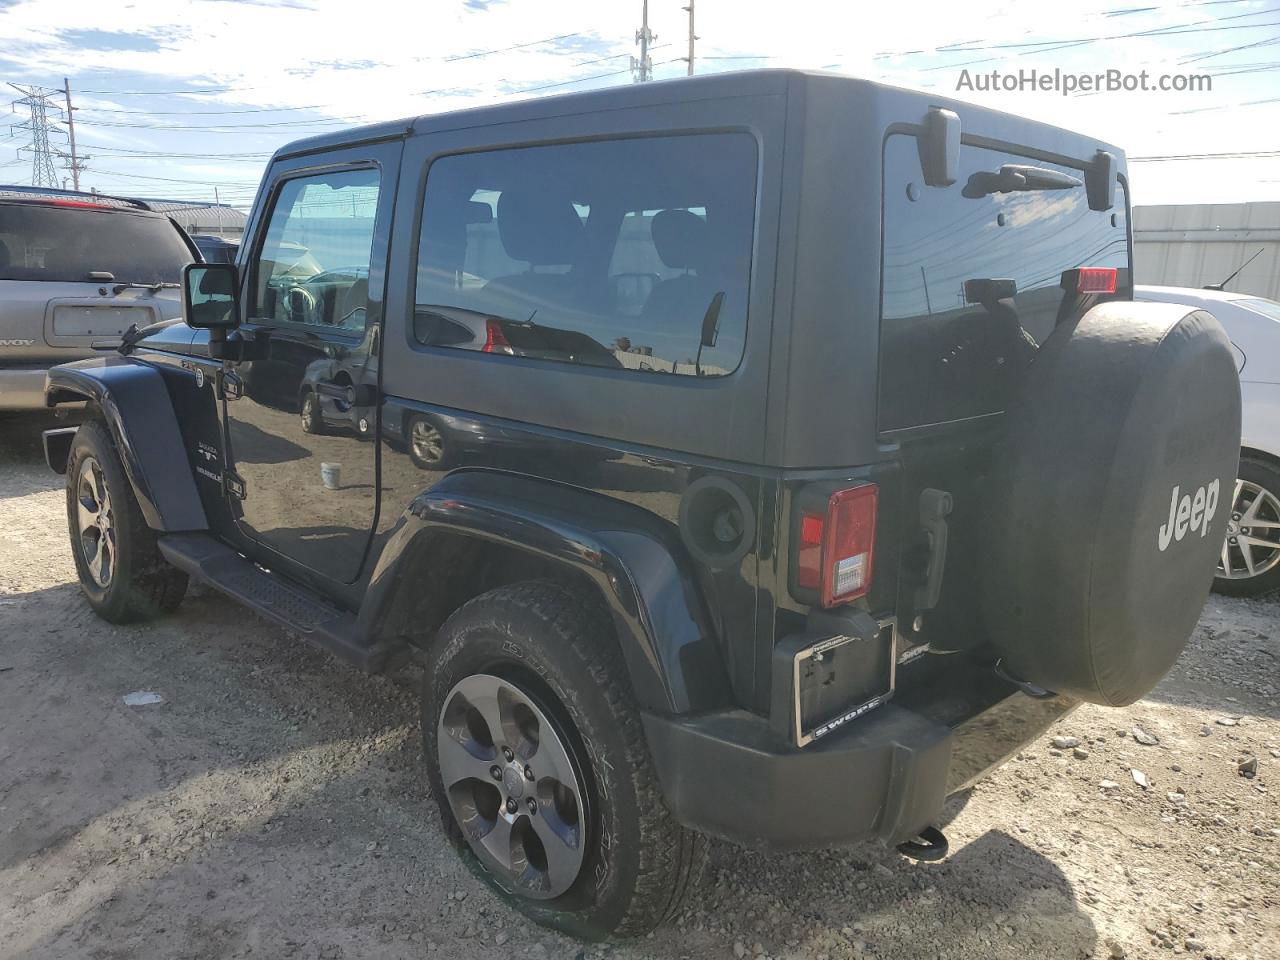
0 568 1096 960
700 826 1097 960
0 411 79 471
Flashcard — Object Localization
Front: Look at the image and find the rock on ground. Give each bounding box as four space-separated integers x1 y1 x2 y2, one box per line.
1 418 1278 960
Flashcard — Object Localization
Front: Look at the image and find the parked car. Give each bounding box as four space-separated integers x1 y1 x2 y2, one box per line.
1137 284 1280 596
0 186 193 411
190 233 240 264
42 70 1240 939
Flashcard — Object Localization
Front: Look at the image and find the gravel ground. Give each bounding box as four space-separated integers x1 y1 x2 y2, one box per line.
1 415 1277 960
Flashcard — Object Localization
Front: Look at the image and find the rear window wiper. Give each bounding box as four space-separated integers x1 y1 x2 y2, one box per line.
111 280 181 293
962 164 1083 199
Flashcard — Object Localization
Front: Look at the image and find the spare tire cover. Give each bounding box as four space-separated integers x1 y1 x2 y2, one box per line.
982 301 1240 706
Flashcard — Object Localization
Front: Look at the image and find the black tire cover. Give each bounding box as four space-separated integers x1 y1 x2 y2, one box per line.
982 301 1241 706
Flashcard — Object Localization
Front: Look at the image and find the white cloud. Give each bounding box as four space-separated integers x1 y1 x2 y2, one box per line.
0 0 1275 204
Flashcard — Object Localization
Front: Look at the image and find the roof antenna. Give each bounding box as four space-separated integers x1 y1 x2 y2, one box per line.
1204 247 1264 292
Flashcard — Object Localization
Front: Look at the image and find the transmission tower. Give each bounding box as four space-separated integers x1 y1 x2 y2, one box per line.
8 83 67 188
631 0 656 82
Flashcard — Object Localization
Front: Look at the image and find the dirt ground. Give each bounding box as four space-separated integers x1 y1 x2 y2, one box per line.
1 415 1277 960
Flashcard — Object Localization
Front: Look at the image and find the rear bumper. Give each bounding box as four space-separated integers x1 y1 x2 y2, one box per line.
0 365 54 410
643 681 1075 852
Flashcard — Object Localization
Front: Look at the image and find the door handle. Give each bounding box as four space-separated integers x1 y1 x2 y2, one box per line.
315 380 377 406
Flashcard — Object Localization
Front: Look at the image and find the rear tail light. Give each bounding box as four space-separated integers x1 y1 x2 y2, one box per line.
482 317 514 355
796 484 879 607
1063 267 1118 295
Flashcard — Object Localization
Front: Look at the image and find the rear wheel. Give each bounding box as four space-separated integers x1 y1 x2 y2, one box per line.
66 420 187 623
1214 456 1280 597
407 414 450 469
421 582 705 938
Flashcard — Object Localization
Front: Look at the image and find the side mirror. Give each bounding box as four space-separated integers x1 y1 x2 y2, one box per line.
183 263 241 331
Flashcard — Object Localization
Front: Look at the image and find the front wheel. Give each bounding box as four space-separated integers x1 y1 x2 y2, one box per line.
1214 455 1280 597
299 389 326 435
421 582 705 939
66 420 187 623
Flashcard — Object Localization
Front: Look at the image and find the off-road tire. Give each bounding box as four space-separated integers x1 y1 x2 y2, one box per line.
65 420 187 623
421 581 706 939
1213 455 1280 598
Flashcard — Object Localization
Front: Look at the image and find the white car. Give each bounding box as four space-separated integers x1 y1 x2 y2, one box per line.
1137 285 1280 596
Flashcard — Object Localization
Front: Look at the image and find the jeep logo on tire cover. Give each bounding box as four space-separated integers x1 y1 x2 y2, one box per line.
1158 480 1220 551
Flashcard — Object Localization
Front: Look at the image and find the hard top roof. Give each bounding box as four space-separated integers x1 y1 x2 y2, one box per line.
272 68 1125 167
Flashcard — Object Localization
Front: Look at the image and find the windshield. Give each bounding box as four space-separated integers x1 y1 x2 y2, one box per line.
0 203 192 284
1236 297 1280 322
879 134 1131 432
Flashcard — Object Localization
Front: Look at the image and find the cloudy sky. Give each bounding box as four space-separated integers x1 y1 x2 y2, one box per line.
1 0 1276 209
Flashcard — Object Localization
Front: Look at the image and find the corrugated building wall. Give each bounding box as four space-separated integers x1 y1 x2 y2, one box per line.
1133 202 1280 299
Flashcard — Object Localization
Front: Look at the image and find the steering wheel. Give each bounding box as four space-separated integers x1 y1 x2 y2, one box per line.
282 284 319 324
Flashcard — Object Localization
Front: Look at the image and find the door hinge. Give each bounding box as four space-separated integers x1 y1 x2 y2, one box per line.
218 370 244 401
225 470 247 500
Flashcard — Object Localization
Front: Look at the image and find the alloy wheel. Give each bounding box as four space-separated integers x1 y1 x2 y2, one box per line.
411 419 445 465
76 456 115 588
437 673 587 900
1219 478 1280 580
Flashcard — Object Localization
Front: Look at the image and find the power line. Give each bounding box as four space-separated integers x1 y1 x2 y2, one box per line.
78 103 326 115
445 31 588 63
75 86 249 95
88 167 261 185
1130 149 1280 160
920 15 1280 71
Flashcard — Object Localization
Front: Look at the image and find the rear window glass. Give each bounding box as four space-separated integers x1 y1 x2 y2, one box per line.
0 203 192 284
413 133 757 377
879 134 1131 432
1236 298 1280 322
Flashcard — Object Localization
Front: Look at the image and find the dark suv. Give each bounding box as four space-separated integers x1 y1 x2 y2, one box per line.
43 71 1241 939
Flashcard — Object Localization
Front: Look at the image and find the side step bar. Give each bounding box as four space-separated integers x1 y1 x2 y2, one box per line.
157 532 394 672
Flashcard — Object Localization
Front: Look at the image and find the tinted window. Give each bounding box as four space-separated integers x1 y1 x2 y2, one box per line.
879 134 1131 431
0 204 191 283
252 168 380 332
414 134 756 376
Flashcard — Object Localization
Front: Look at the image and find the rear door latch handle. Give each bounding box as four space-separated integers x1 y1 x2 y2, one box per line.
914 488 953 611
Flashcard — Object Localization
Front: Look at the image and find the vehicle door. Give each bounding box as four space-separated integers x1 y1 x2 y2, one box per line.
222 142 400 584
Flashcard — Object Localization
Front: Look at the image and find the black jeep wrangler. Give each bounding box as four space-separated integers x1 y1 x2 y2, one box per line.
43 70 1240 938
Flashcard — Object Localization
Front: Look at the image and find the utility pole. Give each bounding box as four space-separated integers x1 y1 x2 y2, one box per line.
7 83 65 187
683 0 697 76
631 0 656 82
214 186 225 236
62 78 84 192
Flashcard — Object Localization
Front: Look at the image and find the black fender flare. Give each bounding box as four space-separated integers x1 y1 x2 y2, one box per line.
46 358 208 533
361 470 730 715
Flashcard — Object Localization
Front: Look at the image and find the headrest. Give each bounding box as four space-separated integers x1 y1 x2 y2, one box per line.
497 190 584 266
651 209 708 271
338 277 369 322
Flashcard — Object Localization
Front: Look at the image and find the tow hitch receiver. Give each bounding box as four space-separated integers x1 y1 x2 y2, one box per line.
896 826 949 862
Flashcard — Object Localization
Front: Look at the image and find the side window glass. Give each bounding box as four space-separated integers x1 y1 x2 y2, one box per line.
253 168 380 332
412 134 756 377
